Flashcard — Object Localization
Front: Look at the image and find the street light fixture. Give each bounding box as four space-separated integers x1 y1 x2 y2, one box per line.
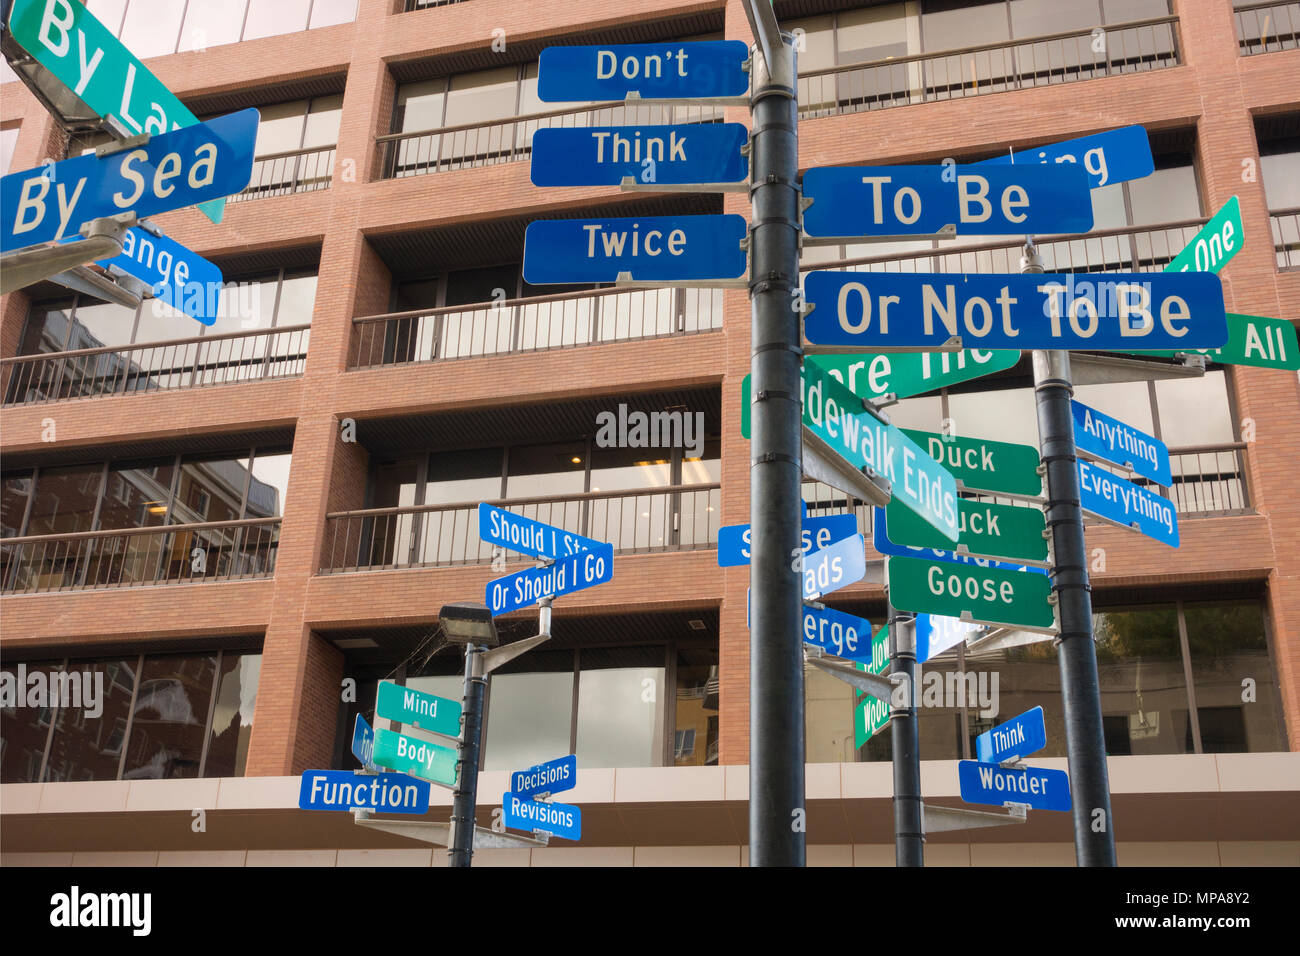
438 601 498 647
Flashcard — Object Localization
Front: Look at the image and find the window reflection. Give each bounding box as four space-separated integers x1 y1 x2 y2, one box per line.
121 654 218 779
42 659 138 781
0 661 61 782
575 648 665 769
204 653 263 776
484 650 575 772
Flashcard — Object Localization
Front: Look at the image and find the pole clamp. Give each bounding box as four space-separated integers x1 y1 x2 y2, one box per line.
752 341 804 357
750 87 796 108
752 452 801 467
749 272 800 294
754 388 800 403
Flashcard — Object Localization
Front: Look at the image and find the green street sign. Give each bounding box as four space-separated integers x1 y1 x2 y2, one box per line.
886 555 1056 632
1164 196 1242 275
8 0 226 224
1124 313 1299 371
902 429 1043 498
806 349 1020 402
853 625 891 748
372 727 459 787
741 366 960 540
375 681 462 739
884 497 1048 566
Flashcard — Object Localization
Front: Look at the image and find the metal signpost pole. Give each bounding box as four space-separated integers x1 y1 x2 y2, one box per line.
888 609 923 866
1023 243 1117 866
744 0 805 867
448 643 487 868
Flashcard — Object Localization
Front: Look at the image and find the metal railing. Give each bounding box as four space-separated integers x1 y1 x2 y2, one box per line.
798 15 1180 119
227 145 335 204
377 102 721 179
806 218 1210 277
1 517 281 594
1235 1 1300 54
2 324 311 406
321 483 720 572
349 286 721 368
404 0 470 9
1271 207 1300 270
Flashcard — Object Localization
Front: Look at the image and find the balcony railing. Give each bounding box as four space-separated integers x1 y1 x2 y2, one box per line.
806 218 1210 277
1235 1 1300 54
227 145 335 204
2 325 310 406
321 483 720 572
1271 206 1300 270
349 286 721 369
798 15 1180 120
377 102 722 179
405 0 470 9
1 518 281 594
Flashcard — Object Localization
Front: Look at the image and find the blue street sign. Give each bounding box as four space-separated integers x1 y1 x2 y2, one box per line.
958 760 1071 812
511 755 577 799
976 124 1154 190
522 214 747 285
1071 400 1171 486
486 541 614 616
976 706 1048 764
537 41 750 103
802 533 867 599
802 164 1092 239
531 124 748 188
94 226 224 325
873 507 1049 577
478 503 603 561
745 589 877 663
2 109 259 253
351 714 378 772
502 791 582 841
914 612 984 663
717 513 857 566
1077 459 1179 548
298 769 431 814
803 271 1228 351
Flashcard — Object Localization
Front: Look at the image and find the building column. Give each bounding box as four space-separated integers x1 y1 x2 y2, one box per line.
1175 0 1300 747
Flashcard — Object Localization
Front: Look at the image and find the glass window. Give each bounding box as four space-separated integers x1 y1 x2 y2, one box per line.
1154 371 1235 447
275 272 318 326
839 4 919 62
42 658 139 782
245 449 291 519
1094 606 1193 755
426 448 502 505
396 80 447 133
1102 0 1171 22
27 464 103 536
96 459 174 531
242 0 312 41
86 0 128 36
178 1 247 52
1010 0 1098 38
0 126 18 176
302 95 344 149
65 300 137 352
444 265 519 307
0 661 61 782
674 647 719 766
443 66 520 127
309 0 358 29
1128 161 1201 225
1259 138 1300 210
505 442 586 499
253 100 309 157
1183 601 1286 753
483 650 575 771
947 386 1037 446
121 653 219 779
1 471 33 538
171 454 248 525
965 639 1068 757
790 14 836 72
118 0 185 58
588 443 672 493
806 663 858 762
575 647 665 768
204 652 262 777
